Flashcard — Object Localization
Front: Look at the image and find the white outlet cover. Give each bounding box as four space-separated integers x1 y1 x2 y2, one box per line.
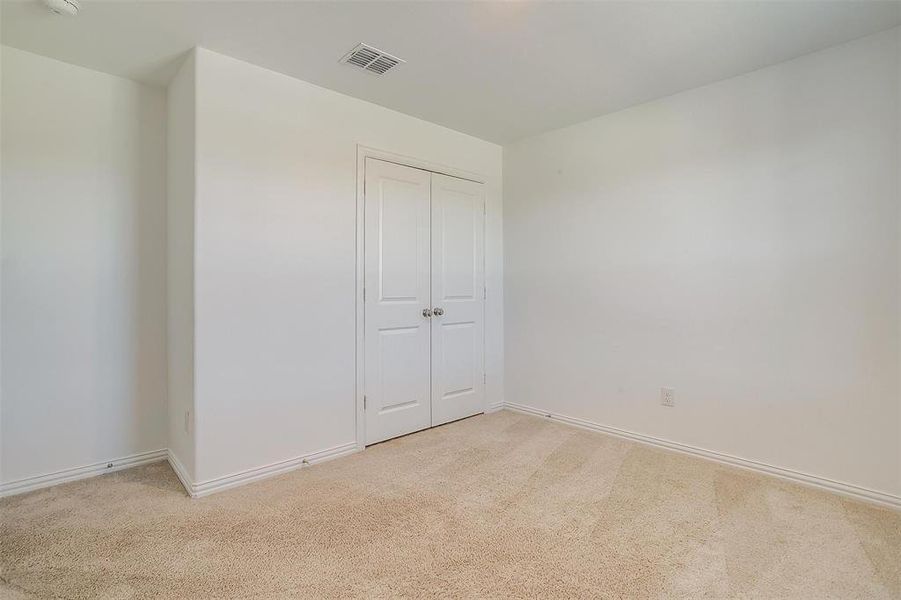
661 387 675 407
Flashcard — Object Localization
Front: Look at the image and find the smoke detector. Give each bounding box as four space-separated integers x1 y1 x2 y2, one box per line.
43 0 79 16
341 43 404 76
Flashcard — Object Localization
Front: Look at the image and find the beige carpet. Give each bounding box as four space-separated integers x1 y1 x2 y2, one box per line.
1 410 899 599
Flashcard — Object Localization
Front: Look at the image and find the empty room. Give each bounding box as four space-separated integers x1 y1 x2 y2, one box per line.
1 0 900 598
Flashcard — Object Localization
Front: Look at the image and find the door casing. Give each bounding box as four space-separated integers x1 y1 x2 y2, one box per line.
354 145 487 449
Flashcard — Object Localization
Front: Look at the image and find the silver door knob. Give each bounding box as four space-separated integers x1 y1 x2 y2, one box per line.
422 308 433 318
433 307 444 316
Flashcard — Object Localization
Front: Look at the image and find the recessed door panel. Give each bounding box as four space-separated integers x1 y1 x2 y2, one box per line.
379 181 422 302
438 321 476 399
440 193 477 300
364 159 432 444
430 173 485 426
378 326 426 412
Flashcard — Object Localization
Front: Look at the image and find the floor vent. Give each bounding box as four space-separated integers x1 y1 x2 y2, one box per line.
342 43 404 76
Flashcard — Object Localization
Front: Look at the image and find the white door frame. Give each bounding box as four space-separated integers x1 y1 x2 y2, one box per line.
355 145 487 450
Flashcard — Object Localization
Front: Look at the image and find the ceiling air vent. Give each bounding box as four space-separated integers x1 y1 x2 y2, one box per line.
342 43 405 76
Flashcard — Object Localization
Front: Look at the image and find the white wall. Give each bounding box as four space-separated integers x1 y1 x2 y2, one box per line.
191 48 503 484
166 52 196 479
504 29 901 497
0 48 168 483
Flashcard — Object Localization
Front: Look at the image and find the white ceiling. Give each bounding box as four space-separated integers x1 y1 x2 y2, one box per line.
3 1 900 143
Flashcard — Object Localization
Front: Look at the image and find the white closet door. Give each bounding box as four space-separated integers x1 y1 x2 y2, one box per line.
364 159 432 445
430 173 485 426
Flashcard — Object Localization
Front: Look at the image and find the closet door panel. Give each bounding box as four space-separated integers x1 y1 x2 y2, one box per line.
364 159 432 444
430 173 485 426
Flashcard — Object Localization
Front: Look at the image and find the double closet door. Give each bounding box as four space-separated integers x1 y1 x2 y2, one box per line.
364 158 485 445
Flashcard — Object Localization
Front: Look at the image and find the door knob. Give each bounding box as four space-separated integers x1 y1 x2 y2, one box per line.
433 307 444 316
422 308 433 318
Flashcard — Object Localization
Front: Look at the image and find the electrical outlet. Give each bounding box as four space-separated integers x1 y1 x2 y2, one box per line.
661 387 675 407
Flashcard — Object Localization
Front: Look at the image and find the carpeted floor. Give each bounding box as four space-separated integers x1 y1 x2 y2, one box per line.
1 410 899 599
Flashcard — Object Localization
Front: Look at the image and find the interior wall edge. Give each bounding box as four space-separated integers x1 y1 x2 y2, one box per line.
166 48 198 481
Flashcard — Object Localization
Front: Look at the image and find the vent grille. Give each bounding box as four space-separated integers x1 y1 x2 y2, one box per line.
342 43 404 76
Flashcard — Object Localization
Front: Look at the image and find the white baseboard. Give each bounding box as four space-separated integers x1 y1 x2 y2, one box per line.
504 401 901 511
486 401 504 413
0 449 168 498
166 450 194 497
189 442 360 498
8 408 895 510
1 442 359 500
